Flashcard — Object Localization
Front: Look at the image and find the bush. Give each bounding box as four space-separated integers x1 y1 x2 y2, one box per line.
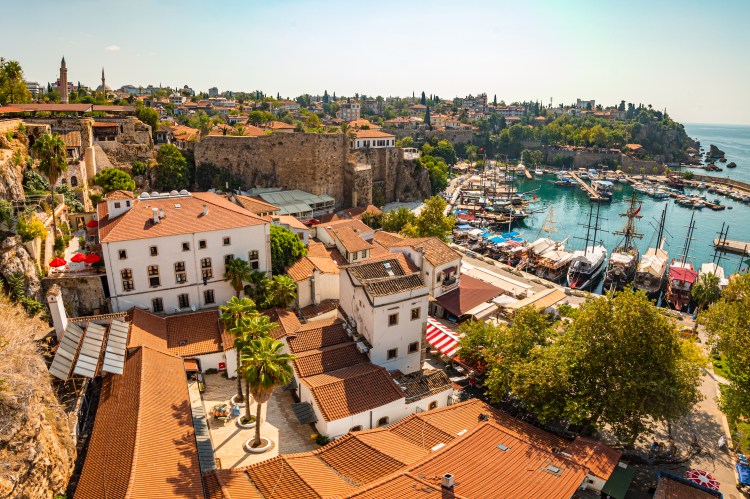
56 185 84 212
17 217 46 242
53 235 67 254
315 434 330 445
22 169 49 193
240 415 257 425
131 161 148 176
93 168 136 194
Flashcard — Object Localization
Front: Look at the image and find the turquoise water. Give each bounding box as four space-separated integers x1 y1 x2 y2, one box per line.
507 124 750 294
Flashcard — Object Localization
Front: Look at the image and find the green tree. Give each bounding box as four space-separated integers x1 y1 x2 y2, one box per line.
413 195 455 241
93 168 135 193
219 296 257 402
155 144 189 191
244 270 271 306
305 113 322 129
267 275 297 309
224 258 252 297
241 337 295 446
432 140 457 166
32 133 68 238
135 105 159 135
270 225 307 275
420 91 426 105
235 314 278 424
700 274 750 423
691 272 721 332
520 149 533 165
381 206 417 233
0 59 32 104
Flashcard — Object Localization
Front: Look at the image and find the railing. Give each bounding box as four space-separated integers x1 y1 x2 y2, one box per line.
441 279 459 293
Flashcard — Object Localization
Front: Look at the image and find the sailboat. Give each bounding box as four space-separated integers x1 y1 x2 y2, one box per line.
699 223 730 290
529 207 573 283
665 212 698 312
567 202 608 290
633 204 669 298
603 192 643 291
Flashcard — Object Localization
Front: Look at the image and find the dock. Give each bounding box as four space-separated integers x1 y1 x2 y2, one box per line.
569 172 604 201
714 238 750 255
522 166 532 179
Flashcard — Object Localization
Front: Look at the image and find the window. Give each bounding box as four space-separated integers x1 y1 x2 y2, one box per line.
199 240 206 249
408 341 419 354
149 246 158 256
349 425 363 433
126 200 131 207
182 242 190 251
248 250 259 270
223 237 231 246
387 348 398 360
178 293 190 309
201 257 213 280
224 254 234 264
360 250 367 259
152 297 163 313
174 261 187 283
428 401 438 410
388 313 398 327
411 307 421 321
71 176 78 187
121 269 134 291
114 201 121 209
147 265 160 287
377 416 389 427
118 249 127 260
204 289 215 304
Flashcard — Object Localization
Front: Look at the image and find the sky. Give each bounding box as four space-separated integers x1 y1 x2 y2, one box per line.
3 0 749 124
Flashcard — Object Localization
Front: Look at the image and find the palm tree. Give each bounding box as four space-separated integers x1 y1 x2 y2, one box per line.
240 337 295 446
219 296 256 402
268 275 298 309
224 258 252 297
235 315 278 422
244 270 270 304
2 60 23 104
692 272 722 332
32 133 68 239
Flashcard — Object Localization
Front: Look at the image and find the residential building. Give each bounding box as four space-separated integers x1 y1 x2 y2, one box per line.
350 129 396 149
25 81 43 95
315 218 375 263
262 120 295 133
271 214 310 244
97 190 270 313
383 115 422 130
576 98 596 110
494 105 525 118
208 86 219 97
339 101 361 121
287 241 340 309
408 103 426 117
169 92 186 105
231 195 280 218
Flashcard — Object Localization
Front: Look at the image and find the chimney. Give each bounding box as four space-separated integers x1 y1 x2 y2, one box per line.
441 474 455 489
159 208 166 218
202 204 208 216
152 207 160 224
46 285 68 341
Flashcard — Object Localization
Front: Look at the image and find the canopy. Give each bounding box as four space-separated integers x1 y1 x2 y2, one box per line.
670 266 697 284
85 219 98 228
737 462 750 486
70 253 87 263
84 253 101 264
488 236 504 244
456 224 472 230
425 317 460 358
601 464 636 499
501 231 519 239
49 258 67 268
685 469 720 491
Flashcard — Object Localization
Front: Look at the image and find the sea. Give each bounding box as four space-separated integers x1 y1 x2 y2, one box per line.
507 123 750 294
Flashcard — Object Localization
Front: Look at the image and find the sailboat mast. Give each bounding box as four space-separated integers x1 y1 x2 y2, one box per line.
680 211 696 266
592 201 602 248
656 204 667 247
583 203 593 256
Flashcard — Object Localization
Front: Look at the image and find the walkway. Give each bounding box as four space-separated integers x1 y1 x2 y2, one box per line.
188 381 216 472
569 172 604 201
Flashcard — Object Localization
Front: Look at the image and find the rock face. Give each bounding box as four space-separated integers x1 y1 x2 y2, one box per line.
0 235 42 302
0 298 76 498
708 144 726 159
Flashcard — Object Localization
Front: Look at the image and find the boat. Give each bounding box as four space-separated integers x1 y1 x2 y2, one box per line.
633 205 669 299
534 168 544 175
699 262 729 289
567 203 607 290
528 208 572 283
665 212 698 312
603 192 643 291
592 180 614 201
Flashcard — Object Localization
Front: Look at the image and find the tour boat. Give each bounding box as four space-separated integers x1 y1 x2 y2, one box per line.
665 262 697 311
633 205 669 298
592 180 614 201
699 262 729 289
603 192 643 291
566 203 607 290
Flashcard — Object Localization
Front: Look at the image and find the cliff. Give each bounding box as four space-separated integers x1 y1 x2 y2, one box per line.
0 297 76 498
0 120 28 202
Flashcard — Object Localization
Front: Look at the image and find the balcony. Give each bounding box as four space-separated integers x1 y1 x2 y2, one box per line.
441 277 459 293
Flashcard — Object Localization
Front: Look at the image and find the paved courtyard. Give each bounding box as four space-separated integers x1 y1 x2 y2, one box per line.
200 373 318 469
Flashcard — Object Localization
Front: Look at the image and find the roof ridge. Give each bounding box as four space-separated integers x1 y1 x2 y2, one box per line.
124 347 144 497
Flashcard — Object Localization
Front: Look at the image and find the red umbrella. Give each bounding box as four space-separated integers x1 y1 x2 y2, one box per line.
70 253 86 263
49 257 67 268
685 469 720 491
84 253 101 264
86 219 98 228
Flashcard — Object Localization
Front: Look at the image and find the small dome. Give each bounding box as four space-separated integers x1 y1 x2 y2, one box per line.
169 190 179 196
139 192 150 199
179 189 189 195
150 191 159 197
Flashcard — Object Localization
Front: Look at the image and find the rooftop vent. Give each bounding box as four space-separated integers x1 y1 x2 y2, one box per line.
152 207 160 224
202 205 208 216
383 261 394 276
478 413 489 422
159 208 165 218
174 203 181 209
150 191 159 197
431 443 446 452
497 443 509 451
169 190 179 196
179 189 189 196
355 341 369 354
441 474 454 489
546 465 562 475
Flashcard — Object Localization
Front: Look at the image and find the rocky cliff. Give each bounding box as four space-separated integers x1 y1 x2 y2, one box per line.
0 121 28 203
0 297 75 498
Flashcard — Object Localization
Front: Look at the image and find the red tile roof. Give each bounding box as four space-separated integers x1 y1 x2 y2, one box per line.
286 320 349 353
233 195 280 215
331 226 373 253
292 341 368 377
563 436 622 480
105 189 134 200
75 346 204 499
433 274 502 317
353 129 395 139
341 204 383 219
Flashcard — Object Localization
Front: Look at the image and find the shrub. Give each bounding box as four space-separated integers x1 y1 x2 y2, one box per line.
17 217 46 242
315 434 330 445
131 161 148 176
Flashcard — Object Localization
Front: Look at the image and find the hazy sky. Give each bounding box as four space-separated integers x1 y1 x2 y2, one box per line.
3 0 749 124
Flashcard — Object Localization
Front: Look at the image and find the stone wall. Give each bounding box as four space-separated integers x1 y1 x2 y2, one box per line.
93 117 153 169
384 128 474 146
42 275 108 317
0 118 23 134
544 147 663 174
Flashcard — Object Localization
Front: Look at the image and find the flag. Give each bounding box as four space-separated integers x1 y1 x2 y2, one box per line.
633 203 642 216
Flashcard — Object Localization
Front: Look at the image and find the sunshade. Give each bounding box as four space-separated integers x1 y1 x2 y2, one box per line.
84 253 101 264
70 253 87 263
49 257 67 268
685 469 720 491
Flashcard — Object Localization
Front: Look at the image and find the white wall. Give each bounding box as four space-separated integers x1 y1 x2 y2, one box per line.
191 351 227 373
403 388 454 419
225 347 238 378
297 271 339 309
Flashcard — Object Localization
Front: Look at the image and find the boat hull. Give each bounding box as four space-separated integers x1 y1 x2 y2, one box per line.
566 256 605 290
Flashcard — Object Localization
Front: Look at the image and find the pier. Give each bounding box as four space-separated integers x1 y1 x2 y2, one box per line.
713 238 750 255
568 172 604 201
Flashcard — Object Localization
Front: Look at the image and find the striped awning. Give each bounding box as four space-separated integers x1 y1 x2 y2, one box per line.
426 317 460 358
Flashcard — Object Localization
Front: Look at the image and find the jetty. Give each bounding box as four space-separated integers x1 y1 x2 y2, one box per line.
713 238 750 255
569 172 604 201
522 165 532 179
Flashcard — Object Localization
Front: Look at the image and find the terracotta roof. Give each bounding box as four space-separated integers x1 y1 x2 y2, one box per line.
171 124 200 141
347 257 411 280
306 240 330 258
233 195 280 215
377 233 461 267
318 435 408 484
127 307 231 357
287 256 316 282
262 307 302 339
301 363 405 421
373 230 408 246
59 130 82 148
15 103 93 112
353 129 395 139
433 274 502 317
299 299 340 321
105 189 134 200
98 191 267 243
75 346 204 499
346 473 448 498
272 214 308 231
316 213 343 223
267 120 295 130
362 273 426 298
293 341 368 377
341 204 383 219
246 454 357 498
396 369 453 403
92 104 136 113
0 105 25 114
286 320 349 353
348 119 382 130
332 226 373 253
653 472 722 499
203 469 261 499
625 143 643 150
563 436 621 480
320 218 372 239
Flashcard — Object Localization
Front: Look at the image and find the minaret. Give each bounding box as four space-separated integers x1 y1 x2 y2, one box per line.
59 56 68 103
101 67 106 92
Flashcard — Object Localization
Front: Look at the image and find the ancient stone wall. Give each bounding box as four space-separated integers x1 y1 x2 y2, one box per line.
543 147 663 173
42 275 108 317
384 128 474 145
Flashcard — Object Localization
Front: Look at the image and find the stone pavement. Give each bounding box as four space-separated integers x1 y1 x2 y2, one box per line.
200 373 318 469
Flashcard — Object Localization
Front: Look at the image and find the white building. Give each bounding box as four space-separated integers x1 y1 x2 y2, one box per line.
339 102 360 121
97 190 270 313
350 129 396 150
315 218 375 264
576 98 596 110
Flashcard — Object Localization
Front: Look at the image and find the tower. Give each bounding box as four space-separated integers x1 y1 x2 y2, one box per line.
101 67 105 92
59 56 68 103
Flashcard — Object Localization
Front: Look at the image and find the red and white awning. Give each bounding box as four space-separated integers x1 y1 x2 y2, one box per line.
426 317 460 358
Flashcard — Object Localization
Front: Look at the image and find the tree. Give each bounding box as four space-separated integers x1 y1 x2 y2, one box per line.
432 140 457 166
268 275 297 309
244 270 271 306
225 258 252 297
691 272 721 332
381 206 416 233
93 168 135 193
32 133 68 238
493 94 497 107
241 336 295 446
305 113 321 130
424 107 431 130
219 296 257 402
420 92 426 106
700 274 750 424
413 195 455 241
0 59 32 104
155 144 189 191
236 315 278 425
135 105 159 135
520 149 533 165
270 225 307 275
